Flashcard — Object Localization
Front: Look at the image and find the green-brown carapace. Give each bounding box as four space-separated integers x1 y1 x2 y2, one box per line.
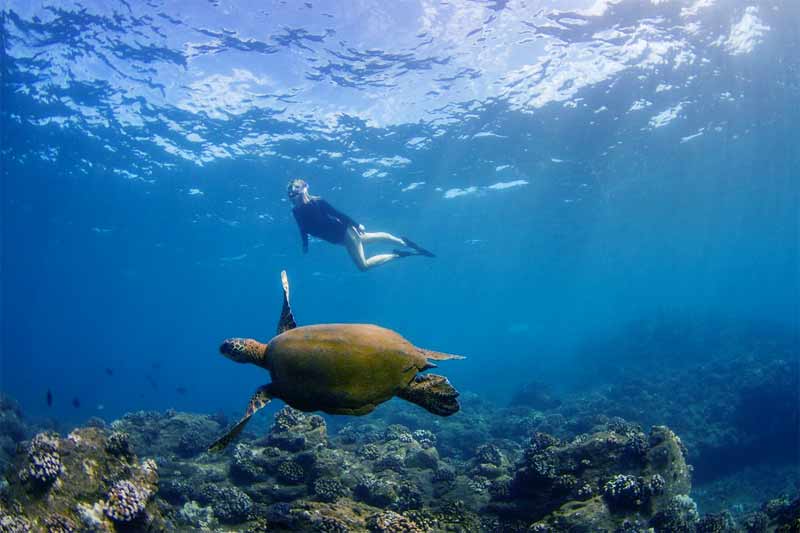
209 271 463 452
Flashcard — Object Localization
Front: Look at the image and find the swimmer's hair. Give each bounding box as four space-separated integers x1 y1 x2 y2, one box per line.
287 178 308 195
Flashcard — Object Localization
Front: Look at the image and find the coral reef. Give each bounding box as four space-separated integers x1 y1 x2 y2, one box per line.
104 479 151 522
367 510 424 532
1 397 796 532
489 424 691 530
20 433 62 487
104 431 132 458
109 409 222 459
59 403 700 531
566 316 799 483
313 477 349 502
196 484 253 523
1 427 166 531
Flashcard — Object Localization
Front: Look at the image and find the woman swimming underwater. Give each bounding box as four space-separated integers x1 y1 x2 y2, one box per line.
287 179 435 271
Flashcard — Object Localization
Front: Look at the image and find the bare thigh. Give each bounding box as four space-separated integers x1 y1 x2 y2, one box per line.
344 227 368 270
360 231 405 246
344 227 400 271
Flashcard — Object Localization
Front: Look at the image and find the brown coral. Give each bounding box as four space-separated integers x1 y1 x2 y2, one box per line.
367 510 424 533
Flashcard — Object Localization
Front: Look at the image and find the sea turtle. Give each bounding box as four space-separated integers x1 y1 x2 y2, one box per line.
209 270 463 452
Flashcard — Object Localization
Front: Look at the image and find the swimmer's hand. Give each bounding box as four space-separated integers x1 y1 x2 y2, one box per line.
357 224 366 234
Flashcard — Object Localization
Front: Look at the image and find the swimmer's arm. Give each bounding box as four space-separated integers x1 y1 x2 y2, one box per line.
292 209 309 253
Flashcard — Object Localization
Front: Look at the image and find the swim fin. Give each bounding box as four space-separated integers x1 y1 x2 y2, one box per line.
401 237 436 257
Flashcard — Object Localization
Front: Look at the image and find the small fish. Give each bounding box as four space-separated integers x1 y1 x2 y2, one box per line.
97 404 105 411
145 374 158 391
72 397 81 408
105 368 113 376
46 389 53 407
176 386 188 395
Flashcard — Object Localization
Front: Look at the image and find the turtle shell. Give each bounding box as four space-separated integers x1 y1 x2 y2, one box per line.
265 323 429 415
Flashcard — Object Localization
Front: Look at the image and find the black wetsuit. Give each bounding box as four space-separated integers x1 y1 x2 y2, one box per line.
292 198 359 252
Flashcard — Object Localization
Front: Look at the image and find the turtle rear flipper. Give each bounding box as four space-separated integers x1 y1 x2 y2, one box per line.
398 374 460 416
208 385 273 453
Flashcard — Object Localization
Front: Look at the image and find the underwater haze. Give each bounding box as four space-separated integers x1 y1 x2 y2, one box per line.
1 0 798 527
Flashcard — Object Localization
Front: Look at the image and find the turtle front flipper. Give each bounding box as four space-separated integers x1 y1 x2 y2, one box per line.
398 374 460 416
277 270 297 335
208 385 273 453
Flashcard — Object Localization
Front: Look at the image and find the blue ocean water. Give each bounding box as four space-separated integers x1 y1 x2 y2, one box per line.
1 0 797 490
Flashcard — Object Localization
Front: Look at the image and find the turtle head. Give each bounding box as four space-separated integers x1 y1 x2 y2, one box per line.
220 338 267 366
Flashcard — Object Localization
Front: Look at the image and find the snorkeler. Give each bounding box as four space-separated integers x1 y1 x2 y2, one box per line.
287 179 435 271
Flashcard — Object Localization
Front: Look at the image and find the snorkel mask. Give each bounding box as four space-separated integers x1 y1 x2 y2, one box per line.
287 178 308 199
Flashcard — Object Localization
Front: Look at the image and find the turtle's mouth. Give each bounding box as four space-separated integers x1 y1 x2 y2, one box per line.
220 338 264 364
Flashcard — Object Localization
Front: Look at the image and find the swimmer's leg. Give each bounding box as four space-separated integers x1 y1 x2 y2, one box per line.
345 227 403 271
361 230 435 257
360 231 406 246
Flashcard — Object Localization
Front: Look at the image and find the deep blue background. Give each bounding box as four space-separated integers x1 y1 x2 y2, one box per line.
1 0 798 430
